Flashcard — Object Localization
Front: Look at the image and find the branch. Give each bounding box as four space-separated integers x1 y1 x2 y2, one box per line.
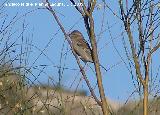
69 0 84 16
89 15 110 115
69 0 90 36
69 0 111 114
87 1 111 115
119 0 145 86
147 40 160 63
90 0 96 13
80 0 90 16
44 0 102 106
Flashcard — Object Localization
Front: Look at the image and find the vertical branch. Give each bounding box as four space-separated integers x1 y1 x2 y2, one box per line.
119 0 145 86
143 2 154 115
119 1 160 115
45 0 102 106
70 0 111 114
89 15 110 115
82 0 111 115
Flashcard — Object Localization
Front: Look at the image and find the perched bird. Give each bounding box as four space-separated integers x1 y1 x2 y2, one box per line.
69 30 108 72
69 30 93 63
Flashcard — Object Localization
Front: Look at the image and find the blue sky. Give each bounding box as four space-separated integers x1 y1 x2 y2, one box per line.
2 0 160 102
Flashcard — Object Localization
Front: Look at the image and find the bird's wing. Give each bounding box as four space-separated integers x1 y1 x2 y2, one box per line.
77 39 91 49
76 39 92 56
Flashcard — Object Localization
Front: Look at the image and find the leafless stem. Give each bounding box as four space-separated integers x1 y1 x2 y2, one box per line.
45 0 101 106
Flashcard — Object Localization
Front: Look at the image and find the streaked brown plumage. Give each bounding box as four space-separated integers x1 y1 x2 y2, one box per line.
69 30 93 63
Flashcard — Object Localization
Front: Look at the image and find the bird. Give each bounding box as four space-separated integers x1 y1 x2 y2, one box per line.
69 30 108 72
69 30 93 63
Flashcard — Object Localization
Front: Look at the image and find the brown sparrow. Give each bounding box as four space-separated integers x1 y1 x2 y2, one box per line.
69 30 108 72
69 30 93 63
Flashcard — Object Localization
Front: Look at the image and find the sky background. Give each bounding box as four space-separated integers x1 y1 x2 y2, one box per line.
1 0 160 102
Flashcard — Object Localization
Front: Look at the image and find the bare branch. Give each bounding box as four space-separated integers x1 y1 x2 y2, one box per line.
44 0 102 106
69 0 84 16
119 0 145 86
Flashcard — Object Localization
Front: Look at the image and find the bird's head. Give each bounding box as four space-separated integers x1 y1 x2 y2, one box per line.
69 30 83 41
